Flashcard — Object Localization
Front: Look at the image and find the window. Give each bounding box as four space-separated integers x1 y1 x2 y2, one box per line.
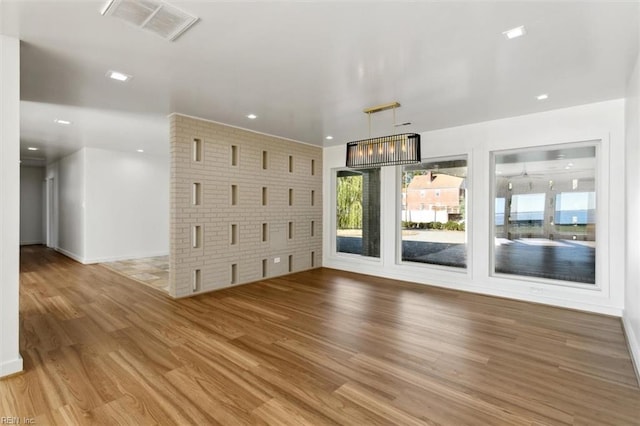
555 192 596 226
401 158 467 268
495 198 505 226
493 144 596 284
336 168 380 258
510 193 546 236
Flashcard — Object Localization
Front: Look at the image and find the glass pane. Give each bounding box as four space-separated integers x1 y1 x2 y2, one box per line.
401 158 467 268
494 145 596 284
336 169 380 258
495 198 505 225
509 193 545 237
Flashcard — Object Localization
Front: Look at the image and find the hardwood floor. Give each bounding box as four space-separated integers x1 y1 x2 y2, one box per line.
2 246 639 425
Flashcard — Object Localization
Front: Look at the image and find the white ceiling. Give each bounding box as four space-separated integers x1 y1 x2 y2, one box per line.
1 1 638 164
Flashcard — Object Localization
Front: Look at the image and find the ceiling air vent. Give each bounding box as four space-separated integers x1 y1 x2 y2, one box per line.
100 0 199 42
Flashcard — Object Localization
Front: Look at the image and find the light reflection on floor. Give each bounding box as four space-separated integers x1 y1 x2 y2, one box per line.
102 256 169 293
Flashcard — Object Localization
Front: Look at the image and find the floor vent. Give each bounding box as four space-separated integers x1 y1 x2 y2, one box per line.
101 0 198 42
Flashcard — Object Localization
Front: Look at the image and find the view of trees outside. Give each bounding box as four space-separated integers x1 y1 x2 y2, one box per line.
335 169 380 257
336 173 362 230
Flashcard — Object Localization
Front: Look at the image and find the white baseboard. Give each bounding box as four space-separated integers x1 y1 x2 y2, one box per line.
55 247 86 264
323 259 623 317
622 312 640 385
84 251 169 264
55 248 169 265
0 355 23 378
20 240 43 246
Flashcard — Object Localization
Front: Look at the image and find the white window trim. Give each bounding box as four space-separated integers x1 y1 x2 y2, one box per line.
395 154 471 273
331 167 383 263
489 139 604 291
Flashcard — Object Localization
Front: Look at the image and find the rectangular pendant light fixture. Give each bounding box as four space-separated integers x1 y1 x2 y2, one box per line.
346 133 421 168
345 101 421 168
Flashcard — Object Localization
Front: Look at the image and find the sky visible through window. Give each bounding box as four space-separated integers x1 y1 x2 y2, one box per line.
555 192 596 224
511 193 545 221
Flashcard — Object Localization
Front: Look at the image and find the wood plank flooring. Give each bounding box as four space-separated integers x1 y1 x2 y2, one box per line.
2 245 639 425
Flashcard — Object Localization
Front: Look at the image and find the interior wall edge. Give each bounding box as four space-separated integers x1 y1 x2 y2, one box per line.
0 34 21 379
0 356 23 379
54 247 87 265
622 311 640 385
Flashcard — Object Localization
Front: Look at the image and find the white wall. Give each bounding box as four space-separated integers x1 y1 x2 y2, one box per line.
20 166 45 245
84 147 169 263
0 35 22 378
56 149 86 262
624 53 640 378
47 147 169 264
324 99 625 316
45 162 59 249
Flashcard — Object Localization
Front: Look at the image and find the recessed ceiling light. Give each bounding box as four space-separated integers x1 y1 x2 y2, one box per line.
503 25 526 40
325 136 333 140
107 70 132 82
27 147 38 151
536 94 549 100
137 149 144 153
247 114 257 119
54 119 72 125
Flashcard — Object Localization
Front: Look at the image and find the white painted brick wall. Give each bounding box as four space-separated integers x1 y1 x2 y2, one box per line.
169 114 323 298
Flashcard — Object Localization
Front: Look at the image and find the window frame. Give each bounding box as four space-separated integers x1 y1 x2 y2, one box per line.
396 154 470 272
489 140 603 289
332 167 382 263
